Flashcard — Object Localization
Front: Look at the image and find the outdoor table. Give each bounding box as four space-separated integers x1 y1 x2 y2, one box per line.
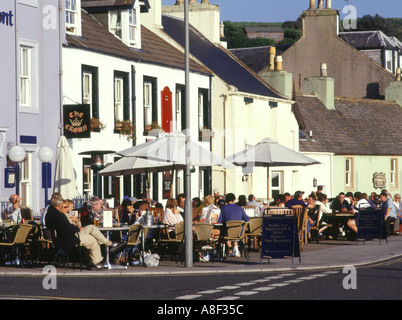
322 213 356 239
99 225 129 270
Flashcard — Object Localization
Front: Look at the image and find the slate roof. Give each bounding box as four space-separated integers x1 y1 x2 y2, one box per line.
65 10 210 76
296 94 402 155
229 45 291 74
339 31 402 50
161 15 286 100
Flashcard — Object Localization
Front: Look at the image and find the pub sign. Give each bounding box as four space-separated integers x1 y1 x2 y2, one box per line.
63 104 91 138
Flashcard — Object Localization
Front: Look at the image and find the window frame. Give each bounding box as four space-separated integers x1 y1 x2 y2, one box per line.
345 157 353 187
81 64 99 121
65 0 81 36
18 40 38 113
391 158 397 187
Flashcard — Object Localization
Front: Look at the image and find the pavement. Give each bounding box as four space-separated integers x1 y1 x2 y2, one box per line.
1 234 402 276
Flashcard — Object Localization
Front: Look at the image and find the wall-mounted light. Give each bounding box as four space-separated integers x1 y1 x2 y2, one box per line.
242 174 249 182
313 177 317 188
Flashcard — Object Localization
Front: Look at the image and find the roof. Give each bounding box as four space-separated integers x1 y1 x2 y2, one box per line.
296 94 402 155
65 10 210 76
244 26 284 33
161 15 286 100
339 31 402 50
229 45 291 74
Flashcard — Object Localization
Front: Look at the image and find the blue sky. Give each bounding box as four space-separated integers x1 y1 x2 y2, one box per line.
161 0 402 22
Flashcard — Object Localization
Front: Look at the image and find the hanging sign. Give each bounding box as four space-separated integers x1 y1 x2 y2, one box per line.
63 104 91 138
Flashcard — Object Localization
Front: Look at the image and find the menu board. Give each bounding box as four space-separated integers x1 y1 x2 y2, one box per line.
261 214 300 262
357 208 384 242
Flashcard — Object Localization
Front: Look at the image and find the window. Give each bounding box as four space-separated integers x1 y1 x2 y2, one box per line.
20 46 31 107
198 93 204 130
83 158 92 197
391 158 397 186
66 0 80 35
385 50 393 72
144 82 152 127
82 65 99 120
346 158 353 187
20 153 31 208
128 8 140 47
271 171 282 200
114 77 124 122
175 89 182 132
109 10 122 39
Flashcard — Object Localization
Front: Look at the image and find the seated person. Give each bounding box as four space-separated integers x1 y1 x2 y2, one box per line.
331 193 354 213
201 195 221 224
45 193 125 269
218 193 250 257
5 194 22 223
285 191 308 209
162 198 183 238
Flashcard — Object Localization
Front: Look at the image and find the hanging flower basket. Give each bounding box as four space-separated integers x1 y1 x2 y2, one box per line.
118 120 136 140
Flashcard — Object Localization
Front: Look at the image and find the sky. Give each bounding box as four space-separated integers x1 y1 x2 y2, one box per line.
161 0 402 22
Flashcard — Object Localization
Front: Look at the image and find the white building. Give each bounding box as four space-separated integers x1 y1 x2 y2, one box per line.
62 0 212 206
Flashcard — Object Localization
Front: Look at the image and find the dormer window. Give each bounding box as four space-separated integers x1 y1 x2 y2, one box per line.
66 0 81 36
108 2 141 49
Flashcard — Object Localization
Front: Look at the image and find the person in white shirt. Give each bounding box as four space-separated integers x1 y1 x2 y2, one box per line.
246 194 263 214
347 192 371 233
201 195 220 223
5 194 22 223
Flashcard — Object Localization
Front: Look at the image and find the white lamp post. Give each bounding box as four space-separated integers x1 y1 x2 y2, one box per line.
8 145 26 196
38 147 54 207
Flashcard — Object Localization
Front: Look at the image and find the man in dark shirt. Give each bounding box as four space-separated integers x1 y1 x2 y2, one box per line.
331 192 353 213
218 193 250 257
285 191 308 209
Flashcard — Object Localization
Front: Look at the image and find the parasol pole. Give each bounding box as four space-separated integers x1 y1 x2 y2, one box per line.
184 0 193 267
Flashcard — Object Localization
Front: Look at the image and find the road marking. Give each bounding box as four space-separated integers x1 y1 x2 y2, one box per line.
197 290 223 294
297 276 317 280
311 273 329 277
215 296 240 300
324 270 340 274
235 291 259 296
175 295 202 300
251 279 271 283
235 282 255 286
252 286 276 291
285 279 305 284
268 282 290 287
217 285 240 290
264 275 284 279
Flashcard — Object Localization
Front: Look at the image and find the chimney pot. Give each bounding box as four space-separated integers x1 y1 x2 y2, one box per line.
175 0 184 4
397 68 401 82
275 56 283 71
189 0 197 4
201 0 210 3
326 0 332 9
320 63 328 77
317 0 324 9
269 47 276 71
309 0 315 10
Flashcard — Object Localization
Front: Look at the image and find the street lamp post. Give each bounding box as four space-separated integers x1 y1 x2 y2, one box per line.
8 145 26 196
38 147 54 207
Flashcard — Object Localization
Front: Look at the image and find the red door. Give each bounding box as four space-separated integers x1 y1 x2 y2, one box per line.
161 86 173 133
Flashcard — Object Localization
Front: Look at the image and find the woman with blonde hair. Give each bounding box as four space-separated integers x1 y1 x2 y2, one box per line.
162 198 183 238
201 195 220 223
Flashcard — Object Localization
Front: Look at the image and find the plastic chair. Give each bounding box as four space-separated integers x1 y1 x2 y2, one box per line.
0 223 33 268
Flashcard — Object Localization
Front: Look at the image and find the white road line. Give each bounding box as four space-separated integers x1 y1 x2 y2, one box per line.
217 285 241 290
235 282 255 286
235 291 259 296
215 296 240 300
268 282 290 287
285 279 305 284
197 290 223 294
264 276 284 279
175 295 202 300
251 279 272 283
311 273 330 277
297 276 317 280
252 286 276 291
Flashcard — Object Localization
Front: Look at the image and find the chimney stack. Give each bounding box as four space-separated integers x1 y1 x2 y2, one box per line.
385 67 402 107
304 63 335 110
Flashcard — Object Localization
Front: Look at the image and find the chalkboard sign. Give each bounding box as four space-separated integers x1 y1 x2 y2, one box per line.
356 208 384 243
261 214 300 263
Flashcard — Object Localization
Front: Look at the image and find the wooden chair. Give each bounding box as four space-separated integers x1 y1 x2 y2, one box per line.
0 223 33 268
21 207 33 221
309 205 321 243
148 207 163 223
244 217 262 251
291 205 308 251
